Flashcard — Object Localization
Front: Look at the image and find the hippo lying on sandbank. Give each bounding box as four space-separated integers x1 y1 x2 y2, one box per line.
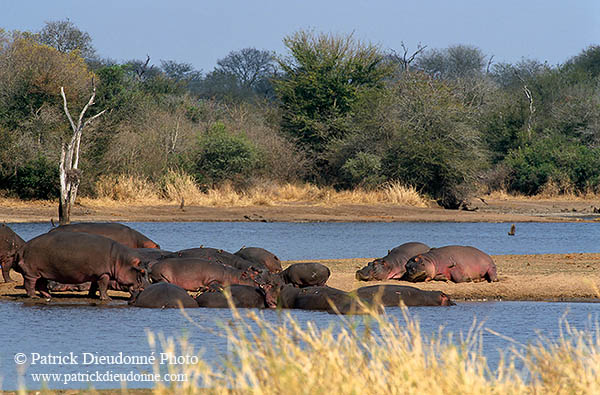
404 245 498 283
355 242 430 281
234 247 283 273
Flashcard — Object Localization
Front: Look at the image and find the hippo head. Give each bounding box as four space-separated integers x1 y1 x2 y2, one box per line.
355 258 395 281
248 269 285 308
404 255 435 282
439 292 456 306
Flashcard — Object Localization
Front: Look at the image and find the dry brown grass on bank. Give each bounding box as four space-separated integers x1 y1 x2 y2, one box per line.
86 173 429 208
486 185 600 202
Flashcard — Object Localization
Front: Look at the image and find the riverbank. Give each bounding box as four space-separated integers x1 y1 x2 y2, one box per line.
1 253 598 303
2 194 600 223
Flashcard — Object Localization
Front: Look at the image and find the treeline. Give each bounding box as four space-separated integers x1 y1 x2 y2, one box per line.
1 20 599 207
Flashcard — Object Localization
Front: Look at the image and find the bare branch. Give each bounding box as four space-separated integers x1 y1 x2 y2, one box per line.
60 87 77 133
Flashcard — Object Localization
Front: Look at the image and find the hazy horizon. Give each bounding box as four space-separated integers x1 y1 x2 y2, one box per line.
2 0 599 73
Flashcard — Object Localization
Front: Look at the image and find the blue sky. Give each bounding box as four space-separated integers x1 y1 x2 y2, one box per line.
2 0 599 73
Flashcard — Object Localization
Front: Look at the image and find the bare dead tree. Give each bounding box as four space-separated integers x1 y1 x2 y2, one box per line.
390 42 427 72
59 83 106 224
515 71 535 139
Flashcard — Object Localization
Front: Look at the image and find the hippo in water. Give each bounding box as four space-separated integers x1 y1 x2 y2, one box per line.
131 283 198 308
355 242 430 281
0 224 25 282
13 232 149 300
404 245 498 283
281 262 331 287
49 222 160 249
195 284 267 308
355 285 455 306
234 247 283 273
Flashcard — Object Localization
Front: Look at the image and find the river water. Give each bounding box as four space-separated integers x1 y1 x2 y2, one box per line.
1 221 599 390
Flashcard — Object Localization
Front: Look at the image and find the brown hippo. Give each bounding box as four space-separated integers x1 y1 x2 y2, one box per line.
0 224 25 282
165 248 257 271
195 284 267 308
148 258 283 307
278 285 366 314
355 242 431 281
132 283 198 308
355 285 455 306
234 247 283 273
49 222 160 249
404 245 498 283
14 232 149 300
281 262 331 287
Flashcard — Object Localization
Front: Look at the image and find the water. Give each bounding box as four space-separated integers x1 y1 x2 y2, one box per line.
0 301 598 390
7 221 600 258
2 221 600 390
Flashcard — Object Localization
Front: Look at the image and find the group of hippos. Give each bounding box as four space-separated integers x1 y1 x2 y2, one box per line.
0 222 499 314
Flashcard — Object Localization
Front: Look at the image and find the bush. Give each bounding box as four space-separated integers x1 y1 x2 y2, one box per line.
9 157 59 199
194 122 260 185
340 152 384 189
504 136 600 195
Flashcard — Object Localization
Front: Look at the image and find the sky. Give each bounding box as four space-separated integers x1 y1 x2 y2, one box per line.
1 0 599 74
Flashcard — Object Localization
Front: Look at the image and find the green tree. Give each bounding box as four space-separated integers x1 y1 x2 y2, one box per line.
37 18 96 59
274 30 392 178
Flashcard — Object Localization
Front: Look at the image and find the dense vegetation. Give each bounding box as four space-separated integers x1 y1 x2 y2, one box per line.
1 20 599 207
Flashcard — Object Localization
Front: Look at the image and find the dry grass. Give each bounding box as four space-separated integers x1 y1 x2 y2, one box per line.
138 307 600 394
80 174 430 208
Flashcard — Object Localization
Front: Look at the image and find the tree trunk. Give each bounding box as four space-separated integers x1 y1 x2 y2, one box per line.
58 85 105 225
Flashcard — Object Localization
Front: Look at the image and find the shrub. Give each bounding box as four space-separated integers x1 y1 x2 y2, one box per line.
194 122 260 185
9 157 59 200
340 152 384 189
504 136 600 195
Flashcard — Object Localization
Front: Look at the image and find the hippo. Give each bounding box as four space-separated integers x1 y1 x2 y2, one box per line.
195 285 267 308
136 248 173 261
234 247 283 273
0 224 25 282
281 262 331 287
279 286 366 314
355 242 431 281
49 222 160 249
148 258 283 307
164 248 257 271
404 245 498 283
14 232 149 300
355 285 455 306
132 283 198 308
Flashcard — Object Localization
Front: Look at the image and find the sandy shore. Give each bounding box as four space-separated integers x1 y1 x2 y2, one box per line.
1 253 599 303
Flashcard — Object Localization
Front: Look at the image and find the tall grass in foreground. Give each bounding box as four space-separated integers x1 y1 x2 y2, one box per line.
143 306 600 395
86 172 429 207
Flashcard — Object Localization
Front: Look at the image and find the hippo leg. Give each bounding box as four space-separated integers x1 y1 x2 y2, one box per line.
486 266 498 282
1 259 14 283
36 278 52 299
23 275 40 298
87 282 99 298
96 275 112 301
